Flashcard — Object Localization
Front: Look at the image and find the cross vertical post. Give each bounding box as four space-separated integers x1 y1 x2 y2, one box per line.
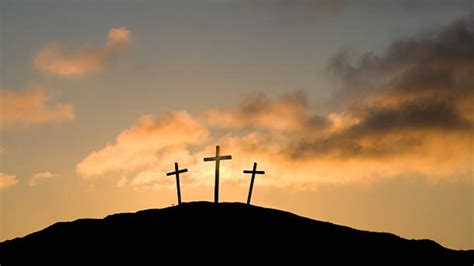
243 162 265 205
214 146 219 204
203 145 232 204
166 162 188 205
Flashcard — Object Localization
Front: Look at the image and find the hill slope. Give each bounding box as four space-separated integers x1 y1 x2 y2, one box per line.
0 202 472 264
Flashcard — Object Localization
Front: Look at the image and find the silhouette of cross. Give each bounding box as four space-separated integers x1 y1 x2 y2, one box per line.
166 162 188 205
243 162 265 205
203 145 232 204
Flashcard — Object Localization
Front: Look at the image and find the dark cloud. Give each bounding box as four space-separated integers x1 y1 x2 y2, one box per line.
291 132 423 158
294 14 474 158
205 91 328 131
350 100 472 134
242 91 328 128
329 14 474 99
330 13 474 125
239 91 307 116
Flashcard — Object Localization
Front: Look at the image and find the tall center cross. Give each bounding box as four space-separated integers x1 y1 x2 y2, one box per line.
243 162 265 205
166 162 188 205
204 145 232 204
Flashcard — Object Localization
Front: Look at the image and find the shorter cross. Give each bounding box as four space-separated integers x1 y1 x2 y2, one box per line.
166 162 188 205
243 162 265 205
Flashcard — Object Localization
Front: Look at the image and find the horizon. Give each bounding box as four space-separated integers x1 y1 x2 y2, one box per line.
0 0 473 250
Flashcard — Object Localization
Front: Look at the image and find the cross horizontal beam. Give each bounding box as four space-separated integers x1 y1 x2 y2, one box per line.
203 155 232 161
243 170 265 175
166 168 188 176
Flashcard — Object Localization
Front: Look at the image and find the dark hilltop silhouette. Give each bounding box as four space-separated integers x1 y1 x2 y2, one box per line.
0 202 472 264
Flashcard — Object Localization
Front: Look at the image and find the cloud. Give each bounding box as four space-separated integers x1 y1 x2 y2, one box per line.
76 111 209 182
0 87 74 129
0 173 18 190
328 14 474 109
296 13 474 158
204 91 327 132
76 15 473 189
34 27 131 77
28 171 54 187
76 95 472 190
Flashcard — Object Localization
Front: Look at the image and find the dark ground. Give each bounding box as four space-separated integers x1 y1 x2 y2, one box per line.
0 202 472 264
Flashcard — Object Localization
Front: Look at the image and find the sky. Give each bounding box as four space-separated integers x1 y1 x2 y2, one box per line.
0 0 473 250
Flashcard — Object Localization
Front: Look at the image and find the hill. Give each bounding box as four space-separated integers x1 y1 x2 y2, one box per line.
0 202 472 264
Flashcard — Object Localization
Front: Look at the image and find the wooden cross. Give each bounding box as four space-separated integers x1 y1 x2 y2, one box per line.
243 162 265 205
203 145 232 204
166 162 188 205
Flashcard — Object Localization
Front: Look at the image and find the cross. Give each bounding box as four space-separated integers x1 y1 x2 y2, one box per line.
243 162 265 205
203 145 232 204
166 162 188 205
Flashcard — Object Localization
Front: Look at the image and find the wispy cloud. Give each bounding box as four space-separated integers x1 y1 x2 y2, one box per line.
0 173 18 190
28 171 54 187
0 86 74 129
34 27 131 77
76 111 209 184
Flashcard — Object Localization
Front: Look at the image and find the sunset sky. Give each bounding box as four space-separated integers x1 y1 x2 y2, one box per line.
0 0 473 249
